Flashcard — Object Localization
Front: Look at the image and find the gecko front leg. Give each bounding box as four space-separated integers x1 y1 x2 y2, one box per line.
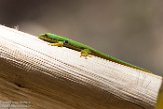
49 41 64 47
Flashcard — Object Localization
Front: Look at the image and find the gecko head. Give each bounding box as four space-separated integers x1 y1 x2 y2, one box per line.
38 33 58 43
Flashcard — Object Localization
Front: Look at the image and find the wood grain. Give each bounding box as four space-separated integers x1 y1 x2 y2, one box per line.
0 25 162 109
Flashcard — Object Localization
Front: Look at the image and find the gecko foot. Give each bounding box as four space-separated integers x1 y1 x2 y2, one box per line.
80 49 91 59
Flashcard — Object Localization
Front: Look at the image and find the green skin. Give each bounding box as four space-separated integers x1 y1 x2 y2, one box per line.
39 33 150 72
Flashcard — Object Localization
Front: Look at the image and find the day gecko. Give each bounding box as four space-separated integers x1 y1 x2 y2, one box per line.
39 33 150 72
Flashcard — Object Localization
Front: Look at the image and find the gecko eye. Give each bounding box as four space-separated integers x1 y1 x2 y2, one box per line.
44 34 48 37
64 40 69 44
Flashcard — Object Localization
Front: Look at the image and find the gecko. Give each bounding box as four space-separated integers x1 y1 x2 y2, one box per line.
38 33 150 72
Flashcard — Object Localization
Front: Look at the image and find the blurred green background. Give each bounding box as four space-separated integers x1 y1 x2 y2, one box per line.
0 0 162 76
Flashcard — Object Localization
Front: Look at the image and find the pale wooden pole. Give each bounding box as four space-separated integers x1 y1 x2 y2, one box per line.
0 25 162 109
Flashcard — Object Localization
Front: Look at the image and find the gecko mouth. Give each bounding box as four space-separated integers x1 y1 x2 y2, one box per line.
38 34 57 43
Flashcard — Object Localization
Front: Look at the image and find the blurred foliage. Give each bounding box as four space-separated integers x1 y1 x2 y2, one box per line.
156 82 163 109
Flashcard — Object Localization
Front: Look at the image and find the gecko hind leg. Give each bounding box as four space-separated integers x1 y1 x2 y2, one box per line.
80 49 91 58
49 41 64 47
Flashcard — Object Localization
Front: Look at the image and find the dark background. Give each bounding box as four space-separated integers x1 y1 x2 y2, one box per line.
0 0 162 76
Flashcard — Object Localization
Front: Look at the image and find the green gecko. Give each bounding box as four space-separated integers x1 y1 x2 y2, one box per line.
38 33 150 72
